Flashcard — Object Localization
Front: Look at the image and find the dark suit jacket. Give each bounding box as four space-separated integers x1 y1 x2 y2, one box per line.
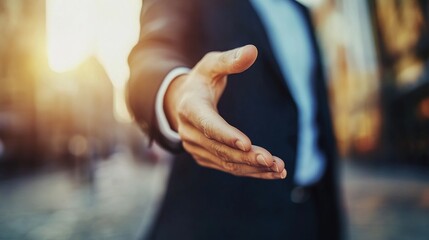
127 0 342 239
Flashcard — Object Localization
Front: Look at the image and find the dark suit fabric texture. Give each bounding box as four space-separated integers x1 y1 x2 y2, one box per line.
127 0 343 239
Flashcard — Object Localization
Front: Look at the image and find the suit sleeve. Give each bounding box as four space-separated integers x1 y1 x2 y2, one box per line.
127 0 202 151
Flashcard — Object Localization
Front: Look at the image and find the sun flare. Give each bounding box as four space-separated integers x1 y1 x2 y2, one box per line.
46 0 142 121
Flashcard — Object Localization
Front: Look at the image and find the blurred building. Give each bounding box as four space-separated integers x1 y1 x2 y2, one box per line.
0 0 147 176
310 0 429 165
0 0 44 170
311 0 380 158
36 58 117 167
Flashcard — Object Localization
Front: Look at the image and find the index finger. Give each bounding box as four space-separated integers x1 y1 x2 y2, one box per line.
183 102 251 152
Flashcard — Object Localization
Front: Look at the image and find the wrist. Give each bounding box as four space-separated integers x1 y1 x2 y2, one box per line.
164 74 188 131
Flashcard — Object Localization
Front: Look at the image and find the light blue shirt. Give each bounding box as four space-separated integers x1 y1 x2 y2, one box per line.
251 0 326 186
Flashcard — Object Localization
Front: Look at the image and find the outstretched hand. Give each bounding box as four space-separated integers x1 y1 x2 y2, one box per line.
164 45 286 180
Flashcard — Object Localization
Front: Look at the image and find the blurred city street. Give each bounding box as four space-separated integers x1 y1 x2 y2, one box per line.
1 151 428 240
344 162 429 240
0 0 429 239
0 149 172 240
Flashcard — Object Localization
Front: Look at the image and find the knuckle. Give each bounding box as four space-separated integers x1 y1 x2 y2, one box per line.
241 153 252 166
212 144 228 161
219 53 229 65
199 117 213 139
216 55 228 70
222 161 236 172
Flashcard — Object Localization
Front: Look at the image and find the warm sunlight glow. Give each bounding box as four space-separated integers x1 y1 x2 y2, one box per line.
46 0 142 121
46 0 96 72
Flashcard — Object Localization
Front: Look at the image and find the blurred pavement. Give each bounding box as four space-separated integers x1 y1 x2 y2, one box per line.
343 162 429 240
0 152 429 240
0 150 171 240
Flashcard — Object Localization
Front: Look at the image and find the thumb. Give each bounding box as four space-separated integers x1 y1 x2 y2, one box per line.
197 44 258 77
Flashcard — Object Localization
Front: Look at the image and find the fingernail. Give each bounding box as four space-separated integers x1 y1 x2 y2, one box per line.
235 140 246 151
256 154 268 167
280 169 287 179
234 48 242 59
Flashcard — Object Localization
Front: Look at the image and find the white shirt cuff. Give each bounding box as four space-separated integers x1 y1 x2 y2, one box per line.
155 67 191 143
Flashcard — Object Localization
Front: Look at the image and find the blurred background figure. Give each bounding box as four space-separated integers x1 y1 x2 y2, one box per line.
0 0 428 239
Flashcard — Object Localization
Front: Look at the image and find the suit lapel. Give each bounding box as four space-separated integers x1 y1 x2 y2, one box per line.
231 0 286 88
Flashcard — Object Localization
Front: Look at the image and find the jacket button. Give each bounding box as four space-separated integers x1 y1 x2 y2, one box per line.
291 186 310 203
